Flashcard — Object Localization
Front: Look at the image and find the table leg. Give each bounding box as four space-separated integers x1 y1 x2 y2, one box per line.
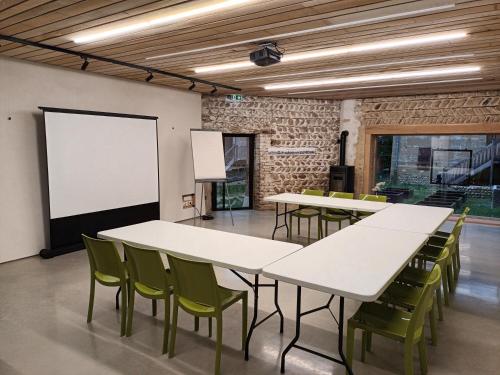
281 286 302 373
275 280 284 333
245 274 259 361
339 297 354 375
280 287 354 374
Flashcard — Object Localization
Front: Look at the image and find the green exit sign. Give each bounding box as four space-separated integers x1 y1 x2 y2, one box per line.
226 94 243 102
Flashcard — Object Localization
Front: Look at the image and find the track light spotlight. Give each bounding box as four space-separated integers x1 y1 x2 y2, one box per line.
189 81 196 90
80 57 89 71
210 86 218 95
145 71 154 82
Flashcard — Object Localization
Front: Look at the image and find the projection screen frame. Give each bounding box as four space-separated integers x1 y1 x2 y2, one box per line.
39 106 160 258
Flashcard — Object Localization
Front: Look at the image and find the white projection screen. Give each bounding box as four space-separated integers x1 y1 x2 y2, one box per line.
41 108 159 257
190 129 226 181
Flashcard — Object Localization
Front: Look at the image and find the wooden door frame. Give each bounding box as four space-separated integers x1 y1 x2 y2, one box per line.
362 122 500 193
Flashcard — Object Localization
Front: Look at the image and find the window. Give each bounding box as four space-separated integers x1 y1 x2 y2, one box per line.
374 134 500 218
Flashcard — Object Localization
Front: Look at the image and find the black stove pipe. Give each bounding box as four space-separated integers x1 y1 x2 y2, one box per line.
338 130 349 166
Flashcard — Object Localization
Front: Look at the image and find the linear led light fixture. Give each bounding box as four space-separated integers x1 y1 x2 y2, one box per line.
148 0 456 60
193 31 468 74
235 54 475 82
72 0 251 44
264 66 481 91
287 78 483 95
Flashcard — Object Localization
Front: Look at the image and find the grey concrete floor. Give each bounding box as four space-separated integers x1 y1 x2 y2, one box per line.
1 210 499 375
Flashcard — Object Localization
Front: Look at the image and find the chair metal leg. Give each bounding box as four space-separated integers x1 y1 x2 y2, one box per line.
307 217 311 243
126 288 135 337
361 331 367 362
120 282 127 337
168 298 179 358
418 335 428 375
209 317 213 337
346 326 355 375
162 297 170 354
87 276 95 323
404 341 415 375
215 315 223 375
436 287 444 321
429 306 438 346
152 299 157 317
195 316 200 331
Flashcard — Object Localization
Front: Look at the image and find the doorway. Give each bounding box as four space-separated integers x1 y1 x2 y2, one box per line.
212 134 254 210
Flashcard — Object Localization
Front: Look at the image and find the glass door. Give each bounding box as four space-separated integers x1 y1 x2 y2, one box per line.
212 134 254 210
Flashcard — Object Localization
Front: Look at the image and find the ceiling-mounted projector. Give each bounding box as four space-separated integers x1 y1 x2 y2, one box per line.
250 42 283 67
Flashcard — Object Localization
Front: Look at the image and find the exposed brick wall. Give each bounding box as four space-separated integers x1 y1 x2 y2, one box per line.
202 95 341 209
354 91 500 193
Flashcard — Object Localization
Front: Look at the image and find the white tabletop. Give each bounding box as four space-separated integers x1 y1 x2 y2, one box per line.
355 203 453 235
264 193 392 213
98 220 303 274
263 225 428 302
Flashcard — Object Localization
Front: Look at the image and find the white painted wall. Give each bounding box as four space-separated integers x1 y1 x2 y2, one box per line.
0 56 201 263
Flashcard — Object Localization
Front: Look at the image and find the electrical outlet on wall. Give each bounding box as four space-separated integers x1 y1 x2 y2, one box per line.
182 193 195 209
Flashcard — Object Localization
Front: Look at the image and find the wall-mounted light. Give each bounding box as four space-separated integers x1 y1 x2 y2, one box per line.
145 71 154 82
210 86 218 95
189 81 196 90
80 57 89 71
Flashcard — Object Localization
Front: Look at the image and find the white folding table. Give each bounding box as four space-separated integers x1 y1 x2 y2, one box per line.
264 193 392 239
263 225 428 374
98 220 302 360
355 203 454 235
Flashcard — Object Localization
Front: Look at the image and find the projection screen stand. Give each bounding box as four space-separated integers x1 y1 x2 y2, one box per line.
194 179 234 226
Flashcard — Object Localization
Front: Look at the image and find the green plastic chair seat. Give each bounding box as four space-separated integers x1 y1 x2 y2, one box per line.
293 207 320 218
179 286 245 315
135 282 168 297
322 212 350 221
418 244 443 259
350 302 421 342
398 265 429 287
95 271 122 285
381 283 423 310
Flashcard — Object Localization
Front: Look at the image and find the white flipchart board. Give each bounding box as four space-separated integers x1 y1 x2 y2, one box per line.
190 130 226 182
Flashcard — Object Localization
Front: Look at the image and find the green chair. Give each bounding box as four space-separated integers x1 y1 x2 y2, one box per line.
346 267 437 375
397 247 450 320
289 189 324 243
380 263 443 345
82 235 128 336
167 253 248 375
429 208 468 274
321 191 354 236
123 243 173 354
354 194 387 222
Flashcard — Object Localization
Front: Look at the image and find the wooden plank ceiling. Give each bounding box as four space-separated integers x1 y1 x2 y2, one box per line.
1 0 499 99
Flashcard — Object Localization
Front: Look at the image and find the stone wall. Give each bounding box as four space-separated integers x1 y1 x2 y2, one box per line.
202 95 341 209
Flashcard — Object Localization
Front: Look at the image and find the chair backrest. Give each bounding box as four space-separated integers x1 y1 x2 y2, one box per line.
434 246 450 271
167 253 220 308
82 235 125 280
302 189 324 196
359 193 387 202
123 242 168 291
329 191 354 199
408 264 441 339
